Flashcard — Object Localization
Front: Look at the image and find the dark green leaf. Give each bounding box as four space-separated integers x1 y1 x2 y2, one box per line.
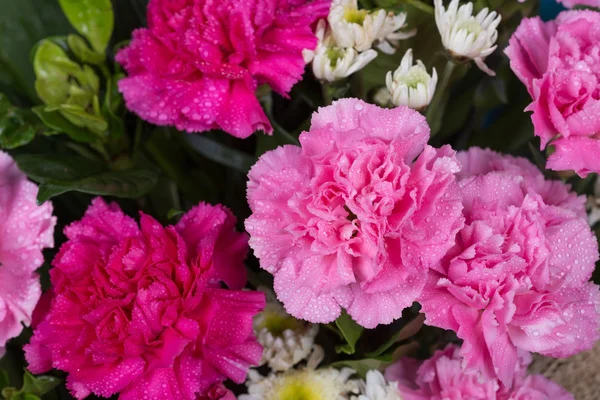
366 314 425 358
0 370 9 391
0 0 70 102
36 168 159 204
334 310 364 355
184 134 256 173
102 74 125 139
58 0 114 54
167 208 184 220
146 129 209 203
474 77 507 110
15 153 158 203
0 94 40 149
32 105 98 143
15 153 106 182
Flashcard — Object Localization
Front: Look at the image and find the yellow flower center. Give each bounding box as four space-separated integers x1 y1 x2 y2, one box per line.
456 19 483 37
397 67 430 88
269 372 328 400
326 48 345 68
344 8 368 25
257 309 303 337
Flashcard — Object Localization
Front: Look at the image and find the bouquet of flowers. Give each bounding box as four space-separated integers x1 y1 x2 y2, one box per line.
1 0 600 398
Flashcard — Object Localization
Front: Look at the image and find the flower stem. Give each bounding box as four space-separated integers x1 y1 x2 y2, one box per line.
322 82 334 106
403 0 434 15
425 60 456 132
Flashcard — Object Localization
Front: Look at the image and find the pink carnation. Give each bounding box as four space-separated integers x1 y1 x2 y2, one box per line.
505 11 600 177
0 150 55 356
456 147 586 219
419 147 600 386
385 344 573 400
557 0 600 8
25 198 265 400
246 99 464 328
117 0 330 138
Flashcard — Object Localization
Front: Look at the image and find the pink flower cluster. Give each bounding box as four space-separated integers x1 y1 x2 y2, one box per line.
506 10 600 177
25 198 265 400
386 344 573 400
420 147 600 386
0 151 55 356
117 0 330 138
246 99 464 328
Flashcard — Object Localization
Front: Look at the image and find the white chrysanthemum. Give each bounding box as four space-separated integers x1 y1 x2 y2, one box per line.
240 348 359 400
385 49 437 110
328 0 414 54
351 371 403 400
311 20 378 82
434 0 501 76
255 301 319 372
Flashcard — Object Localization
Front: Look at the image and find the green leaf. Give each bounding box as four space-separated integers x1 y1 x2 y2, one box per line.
20 371 60 397
102 74 125 138
0 94 40 149
67 34 105 65
58 0 114 54
36 168 159 204
32 105 98 143
0 370 9 391
474 77 507 110
330 359 382 378
33 39 101 116
51 103 108 134
0 0 70 102
15 153 158 203
1 371 60 400
334 310 364 355
184 134 256 173
146 129 210 204
15 153 106 182
366 314 425 358
167 208 184 220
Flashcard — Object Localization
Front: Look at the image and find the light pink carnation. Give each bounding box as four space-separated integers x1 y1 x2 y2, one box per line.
456 147 586 219
505 11 600 177
25 198 265 400
557 0 600 8
246 99 464 328
419 147 600 386
117 0 330 138
385 344 573 400
0 150 55 356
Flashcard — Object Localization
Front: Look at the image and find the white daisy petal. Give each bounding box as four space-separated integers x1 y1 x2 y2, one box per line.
383 48 437 110
434 0 501 75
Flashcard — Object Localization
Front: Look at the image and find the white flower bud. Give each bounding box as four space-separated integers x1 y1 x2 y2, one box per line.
311 20 378 82
351 370 403 400
385 49 437 110
328 0 415 54
434 0 501 76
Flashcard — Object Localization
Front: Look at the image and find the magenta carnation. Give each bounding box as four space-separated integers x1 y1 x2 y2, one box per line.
246 99 464 328
385 344 573 400
25 198 265 400
116 0 330 138
505 11 600 177
0 150 56 356
419 147 600 386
